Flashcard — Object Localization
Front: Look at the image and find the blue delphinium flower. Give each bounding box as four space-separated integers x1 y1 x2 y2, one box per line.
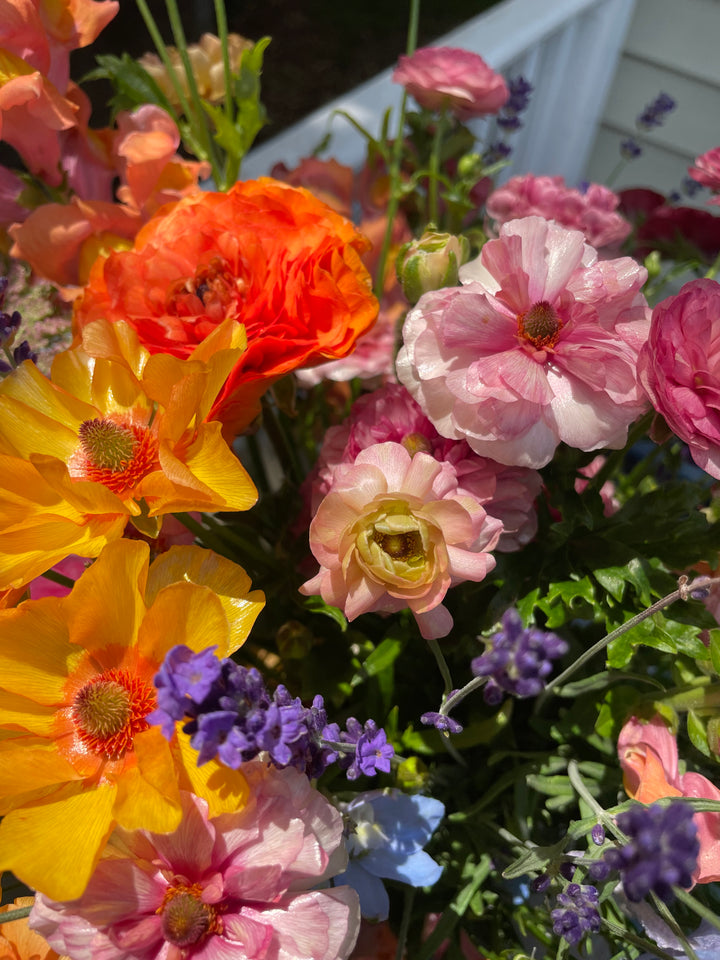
471 608 568 705
591 800 699 903
551 883 601 944
334 790 445 920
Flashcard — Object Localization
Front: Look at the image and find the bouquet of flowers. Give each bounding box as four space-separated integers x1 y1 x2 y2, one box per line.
1 1 720 958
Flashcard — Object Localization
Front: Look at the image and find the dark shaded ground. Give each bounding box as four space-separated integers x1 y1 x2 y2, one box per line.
74 0 496 139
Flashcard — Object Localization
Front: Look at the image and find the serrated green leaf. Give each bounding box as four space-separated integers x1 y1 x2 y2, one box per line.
502 841 565 880
83 53 175 117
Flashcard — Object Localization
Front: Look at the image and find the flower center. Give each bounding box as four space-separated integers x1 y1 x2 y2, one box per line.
159 883 222 947
76 418 158 495
165 256 245 322
517 300 563 350
72 669 157 760
401 432 433 456
373 529 424 562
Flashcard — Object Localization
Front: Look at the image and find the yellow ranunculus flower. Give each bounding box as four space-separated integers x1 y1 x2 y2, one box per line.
0 317 257 589
0 538 264 901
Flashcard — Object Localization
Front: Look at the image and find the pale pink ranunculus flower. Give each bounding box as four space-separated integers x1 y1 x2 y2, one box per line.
486 174 631 250
31 762 360 960
307 383 540 552
392 46 508 120
689 146 720 202
618 715 720 884
396 216 650 469
638 278 720 479
301 441 502 640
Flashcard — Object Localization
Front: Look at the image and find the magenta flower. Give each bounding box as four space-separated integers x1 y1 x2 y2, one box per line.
638 278 720 479
396 216 650 468
31 763 360 960
392 46 509 120
300 441 501 640
486 174 631 249
306 382 540 552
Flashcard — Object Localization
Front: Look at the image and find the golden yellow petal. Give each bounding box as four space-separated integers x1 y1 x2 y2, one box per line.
174 728 249 817
61 540 149 652
111 727 182 833
0 359 95 447
145 545 265 653
137 580 229 664
77 318 149 381
0 782 116 900
0 600 82 703
0 742 81 809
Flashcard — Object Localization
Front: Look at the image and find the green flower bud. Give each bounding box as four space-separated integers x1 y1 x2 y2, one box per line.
397 229 471 304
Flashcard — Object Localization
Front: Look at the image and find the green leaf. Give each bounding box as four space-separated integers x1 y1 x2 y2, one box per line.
688 709 712 757
302 596 347 631
83 53 175 117
362 636 403 677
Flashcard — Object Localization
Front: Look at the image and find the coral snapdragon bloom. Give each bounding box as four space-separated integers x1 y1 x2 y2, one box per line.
0 317 257 589
73 178 379 434
0 538 264 901
618 715 720 884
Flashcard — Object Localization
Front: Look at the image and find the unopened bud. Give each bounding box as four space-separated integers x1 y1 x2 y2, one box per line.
591 823 605 845
397 229 470 304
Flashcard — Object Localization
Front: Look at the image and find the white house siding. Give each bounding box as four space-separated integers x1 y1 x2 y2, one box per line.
584 0 720 200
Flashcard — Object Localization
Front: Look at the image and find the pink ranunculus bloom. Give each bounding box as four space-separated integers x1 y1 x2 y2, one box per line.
392 46 509 120
689 146 720 200
618 715 720 884
307 383 540 552
300 441 502 640
396 216 650 469
638 278 720 479
31 762 361 960
486 174 631 250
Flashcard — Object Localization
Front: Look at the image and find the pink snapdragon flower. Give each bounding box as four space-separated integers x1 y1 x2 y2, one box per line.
392 46 509 119
31 762 360 960
638 278 720 479
689 146 720 203
308 383 540 552
396 216 650 468
301 441 502 639
618 715 720 884
486 175 631 249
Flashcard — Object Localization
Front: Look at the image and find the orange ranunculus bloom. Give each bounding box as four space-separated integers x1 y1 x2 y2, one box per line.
73 178 380 434
0 538 264 901
0 897 63 959
0 317 257 589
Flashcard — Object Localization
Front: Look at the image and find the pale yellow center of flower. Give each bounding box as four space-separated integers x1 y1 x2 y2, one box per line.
356 502 429 584
78 418 137 472
517 300 563 350
160 884 221 947
401 432 433 456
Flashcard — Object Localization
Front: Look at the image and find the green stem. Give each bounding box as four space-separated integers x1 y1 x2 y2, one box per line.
372 0 420 300
649 892 701 960
40 567 76 589
427 109 448 226
134 0 197 133
261 399 305 487
540 574 720 701
567 760 625 840
704 248 720 280
426 635 453 698
601 918 691 960
673 886 720 934
0 905 32 923
164 0 223 179
245 433 271 494
395 888 416 960
213 0 235 188
440 675 487 715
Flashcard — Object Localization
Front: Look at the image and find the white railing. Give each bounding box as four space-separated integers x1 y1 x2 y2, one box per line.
242 0 637 188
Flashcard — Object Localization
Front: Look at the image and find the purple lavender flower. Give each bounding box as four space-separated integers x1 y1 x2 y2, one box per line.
482 141 513 166
621 138 643 160
595 801 699 903
497 75 532 130
471 609 568 704
591 823 606 846
637 92 676 130
420 711 464 734
551 883 601 945
149 644 393 780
